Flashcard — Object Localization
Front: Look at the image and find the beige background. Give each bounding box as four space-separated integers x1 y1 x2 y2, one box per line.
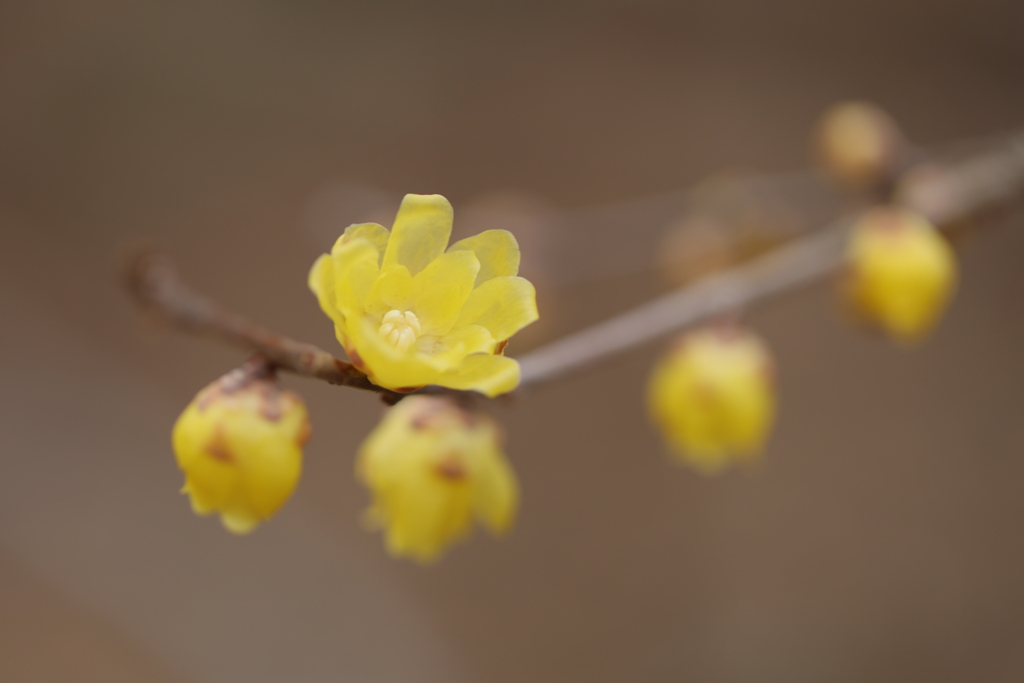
2 1 1024 681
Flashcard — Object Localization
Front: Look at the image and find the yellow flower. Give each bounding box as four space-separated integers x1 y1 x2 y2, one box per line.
357 395 518 563
309 194 539 397
647 326 776 474
844 207 957 343
172 362 310 534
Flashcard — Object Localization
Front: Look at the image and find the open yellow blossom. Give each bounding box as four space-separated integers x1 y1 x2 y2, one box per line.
309 194 539 397
172 363 310 534
648 326 776 474
844 207 957 344
357 395 518 563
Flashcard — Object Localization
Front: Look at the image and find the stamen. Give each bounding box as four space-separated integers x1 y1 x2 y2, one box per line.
379 310 422 352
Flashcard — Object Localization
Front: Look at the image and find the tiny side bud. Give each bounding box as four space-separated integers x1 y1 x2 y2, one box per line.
816 101 905 190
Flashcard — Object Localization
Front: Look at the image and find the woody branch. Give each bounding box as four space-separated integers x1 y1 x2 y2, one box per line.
127 252 403 401
127 132 1024 395
516 132 1024 387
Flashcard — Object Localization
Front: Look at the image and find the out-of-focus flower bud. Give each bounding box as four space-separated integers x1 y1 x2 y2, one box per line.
658 173 815 287
659 214 736 286
816 101 905 189
172 358 310 534
647 326 776 474
357 395 518 563
843 207 957 344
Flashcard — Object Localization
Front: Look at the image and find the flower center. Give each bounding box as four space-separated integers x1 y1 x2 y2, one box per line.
379 310 422 352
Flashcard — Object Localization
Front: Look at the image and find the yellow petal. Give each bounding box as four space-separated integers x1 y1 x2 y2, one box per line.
348 317 441 389
382 470 474 563
473 448 519 534
382 194 453 277
307 254 340 321
365 265 415 318
418 325 497 369
183 480 215 515
412 250 480 336
335 222 390 262
332 237 383 318
220 511 260 535
455 276 539 342
177 456 238 512
171 404 206 471
436 354 521 397
172 407 240 509
228 415 304 519
448 229 520 286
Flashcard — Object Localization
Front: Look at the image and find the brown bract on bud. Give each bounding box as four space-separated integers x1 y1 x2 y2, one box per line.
816 101 906 190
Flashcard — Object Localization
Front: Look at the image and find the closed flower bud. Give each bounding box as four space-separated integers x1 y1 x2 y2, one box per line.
357 395 518 563
843 207 957 344
647 326 776 474
172 359 310 534
816 101 905 189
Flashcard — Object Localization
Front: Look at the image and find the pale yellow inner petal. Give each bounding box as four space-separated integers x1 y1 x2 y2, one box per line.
336 222 390 261
365 266 415 318
411 250 480 336
332 237 382 319
455 276 539 341
448 229 520 286
307 254 340 322
382 194 454 276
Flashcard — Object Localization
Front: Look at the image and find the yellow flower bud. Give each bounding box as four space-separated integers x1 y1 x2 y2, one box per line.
816 101 904 189
357 395 518 563
647 326 776 474
172 360 310 534
843 207 957 344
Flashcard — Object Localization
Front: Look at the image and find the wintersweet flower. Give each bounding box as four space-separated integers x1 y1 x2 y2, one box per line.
309 194 539 397
844 207 957 343
648 326 776 474
172 361 310 534
357 395 518 563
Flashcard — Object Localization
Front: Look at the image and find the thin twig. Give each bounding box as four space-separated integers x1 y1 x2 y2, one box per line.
517 132 1024 388
127 252 402 401
126 132 1024 397
517 220 850 386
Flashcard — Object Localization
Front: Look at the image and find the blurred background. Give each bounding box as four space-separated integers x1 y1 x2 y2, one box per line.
2 1 1024 681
